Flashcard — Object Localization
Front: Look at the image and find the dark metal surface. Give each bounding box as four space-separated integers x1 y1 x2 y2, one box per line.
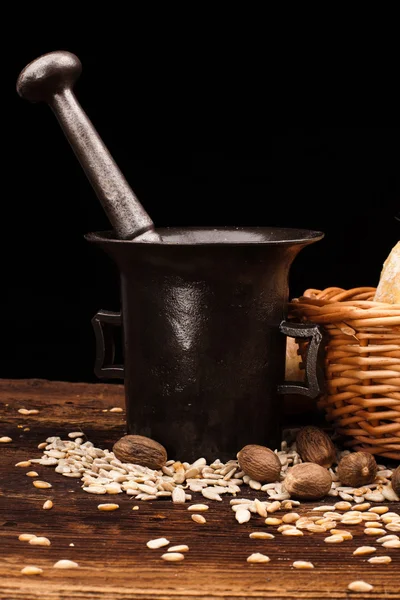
88 226 324 462
16 51 159 241
278 321 325 398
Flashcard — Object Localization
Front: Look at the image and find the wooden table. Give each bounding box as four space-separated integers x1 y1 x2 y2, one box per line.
0 379 399 600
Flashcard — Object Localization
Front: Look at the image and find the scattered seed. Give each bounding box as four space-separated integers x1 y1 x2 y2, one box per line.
172 487 186 504
334 501 352 511
382 539 400 548
364 492 385 503
282 513 300 524
37 442 47 449
265 518 282 526
254 498 267 517
249 532 275 539
97 503 119 511
109 407 123 413
348 581 373 593
33 481 52 489
26 471 39 477
293 561 314 569
0 437 12 443
305 524 327 533
132 506 139 511
147 538 170 549
341 517 363 525
192 514 206 524
330 529 353 540
368 506 389 515
168 545 189 553
282 529 303 536
18 409 30 415
267 501 281 513
365 528 385 536
247 553 270 563
202 488 222 501
15 461 31 468
368 556 392 564
43 500 53 510
187 504 209 511
53 560 79 569
18 533 36 542
376 534 398 543
364 522 382 528
386 522 400 532
312 505 336 511
353 546 376 556
69 543 75 547
21 566 43 575
161 552 185 562
278 525 297 533
236 509 251 524
354 503 371 512
29 537 51 546
324 534 344 544
68 432 84 439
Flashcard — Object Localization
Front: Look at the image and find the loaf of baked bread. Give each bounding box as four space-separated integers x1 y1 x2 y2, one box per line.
374 241 400 303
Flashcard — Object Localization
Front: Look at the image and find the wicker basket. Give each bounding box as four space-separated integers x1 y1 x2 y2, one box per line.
289 287 400 460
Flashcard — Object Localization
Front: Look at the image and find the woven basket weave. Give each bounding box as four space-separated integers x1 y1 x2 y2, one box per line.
289 287 400 460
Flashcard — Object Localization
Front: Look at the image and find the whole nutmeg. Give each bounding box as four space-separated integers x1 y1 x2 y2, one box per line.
392 465 400 497
113 434 167 469
336 452 377 487
283 462 332 500
296 426 336 468
237 444 281 483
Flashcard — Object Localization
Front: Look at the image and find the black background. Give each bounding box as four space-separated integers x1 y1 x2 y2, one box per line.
3 44 399 383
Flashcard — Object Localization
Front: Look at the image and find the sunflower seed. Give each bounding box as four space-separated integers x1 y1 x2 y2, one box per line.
187 504 209 511
33 481 52 489
18 533 36 541
247 553 270 563
348 581 373 593
368 556 391 564
29 537 51 546
161 552 185 561
376 534 398 543
293 561 314 569
21 566 43 575
109 407 123 413
26 471 39 477
265 517 282 526
282 529 303 536
330 529 353 540
382 539 400 548
147 538 170 549
168 545 189 553
172 487 186 503
97 503 119 511
53 560 79 569
324 534 344 543
353 546 376 555
15 461 31 467
191 514 206 524
236 509 251 524
249 532 274 539
0 437 12 443
43 500 53 510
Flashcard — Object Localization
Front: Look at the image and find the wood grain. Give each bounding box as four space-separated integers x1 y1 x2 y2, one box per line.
0 378 399 600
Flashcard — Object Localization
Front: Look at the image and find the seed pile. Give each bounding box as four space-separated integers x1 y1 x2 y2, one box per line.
15 430 399 591
27 436 399 506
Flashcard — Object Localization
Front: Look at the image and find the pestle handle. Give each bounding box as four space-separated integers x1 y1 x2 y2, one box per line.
16 51 160 242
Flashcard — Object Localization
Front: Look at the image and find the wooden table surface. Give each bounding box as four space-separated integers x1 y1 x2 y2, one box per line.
0 378 399 600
